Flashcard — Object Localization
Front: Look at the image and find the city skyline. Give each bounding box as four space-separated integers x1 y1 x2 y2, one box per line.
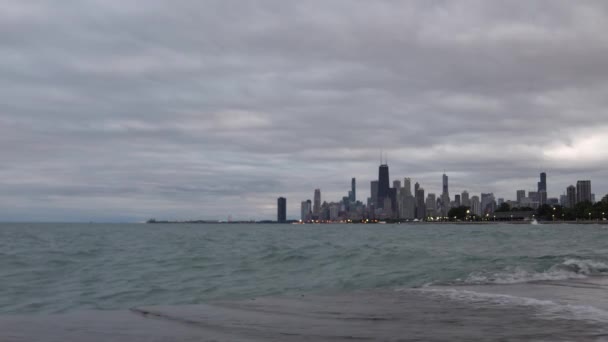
2 1 608 222
288 161 601 222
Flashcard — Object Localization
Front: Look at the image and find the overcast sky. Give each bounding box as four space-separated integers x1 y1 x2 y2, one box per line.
2 0 608 222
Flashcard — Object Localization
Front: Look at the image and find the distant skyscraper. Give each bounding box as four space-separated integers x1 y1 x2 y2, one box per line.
277 197 287 223
471 196 481 216
481 193 496 215
461 191 470 207
378 164 390 209
329 203 340 221
538 172 547 193
370 181 379 208
313 189 321 217
567 185 576 208
441 174 450 216
416 187 426 219
560 194 568 207
403 178 412 196
539 191 547 206
528 191 540 203
440 193 450 217
393 180 401 190
576 181 592 203
351 178 356 202
516 190 526 204
399 180 415 220
454 194 461 207
402 195 416 220
301 200 312 221
388 188 398 218
426 193 436 217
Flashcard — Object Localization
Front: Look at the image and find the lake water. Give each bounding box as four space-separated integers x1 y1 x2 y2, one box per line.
1 223 608 341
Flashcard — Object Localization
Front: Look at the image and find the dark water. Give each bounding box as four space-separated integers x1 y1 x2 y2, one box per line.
1 223 608 341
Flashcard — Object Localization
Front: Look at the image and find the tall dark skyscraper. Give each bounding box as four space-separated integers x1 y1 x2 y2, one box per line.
377 164 390 209
538 172 547 192
370 180 378 208
416 187 426 219
350 178 356 202
277 197 287 223
442 173 449 195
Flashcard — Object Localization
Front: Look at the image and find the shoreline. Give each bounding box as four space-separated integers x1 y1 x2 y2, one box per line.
146 220 608 225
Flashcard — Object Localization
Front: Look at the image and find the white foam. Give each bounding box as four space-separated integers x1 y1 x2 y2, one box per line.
419 288 608 323
463 258 608 285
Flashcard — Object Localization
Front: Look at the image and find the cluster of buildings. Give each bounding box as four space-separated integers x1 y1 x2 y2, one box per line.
276 162 597 223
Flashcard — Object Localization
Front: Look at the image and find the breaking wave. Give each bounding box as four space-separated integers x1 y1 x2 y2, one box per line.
419 288 608 323
462 258 608 285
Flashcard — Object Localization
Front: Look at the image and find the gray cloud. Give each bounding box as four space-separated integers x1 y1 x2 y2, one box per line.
1 0 608 221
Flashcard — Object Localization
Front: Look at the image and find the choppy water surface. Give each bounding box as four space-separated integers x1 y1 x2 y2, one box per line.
2 223 608 341
1 223 607 314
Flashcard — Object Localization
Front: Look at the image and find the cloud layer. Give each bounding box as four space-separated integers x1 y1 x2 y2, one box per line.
1 0 608 221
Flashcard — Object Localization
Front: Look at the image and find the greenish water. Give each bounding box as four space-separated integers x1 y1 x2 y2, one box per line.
1 223 607 315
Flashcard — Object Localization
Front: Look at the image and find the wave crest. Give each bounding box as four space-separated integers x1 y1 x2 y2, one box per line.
464 258 608 285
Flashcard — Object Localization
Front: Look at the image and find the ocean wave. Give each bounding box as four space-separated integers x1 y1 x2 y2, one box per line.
463 258 608 285
418 288 608 323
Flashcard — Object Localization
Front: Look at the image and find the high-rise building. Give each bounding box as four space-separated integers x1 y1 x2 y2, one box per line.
393 180 401 190
440 193 450 217
454 194 461 207
426 193 436 218
350 178 356 202
329 203 340 221
441 174 450 216
528 191 539 203
481 193 496 215
301 200 312 221
538 172 547 192
370 181 379 208
516 190 526 205
416 187 426 219
401 194 416 220
566 185 576 208
277 197 287 223
378 164 390 209
388 188 398 218
560 194 568 207
383 197 393 217
539 190 547 206
461 191 470 207
576 180 592 204
403 178 412 196
313 189 321 217
399 181 416 220
471 196 481 216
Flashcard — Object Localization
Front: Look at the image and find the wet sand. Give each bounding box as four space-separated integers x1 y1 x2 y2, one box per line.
2 279 608 341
